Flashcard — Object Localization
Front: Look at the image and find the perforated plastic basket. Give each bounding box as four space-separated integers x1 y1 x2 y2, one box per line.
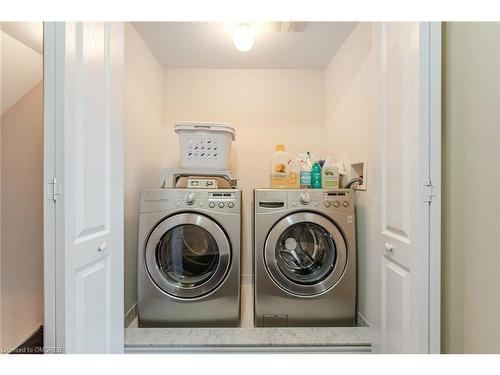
174 122 236 170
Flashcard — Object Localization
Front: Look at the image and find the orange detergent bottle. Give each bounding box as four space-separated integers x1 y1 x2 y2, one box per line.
270 144 299 189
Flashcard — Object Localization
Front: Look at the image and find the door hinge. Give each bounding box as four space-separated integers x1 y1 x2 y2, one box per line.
47 177 62 202
422 179 434 203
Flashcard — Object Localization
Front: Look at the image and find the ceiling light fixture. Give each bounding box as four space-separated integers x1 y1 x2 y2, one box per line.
232 23 255 52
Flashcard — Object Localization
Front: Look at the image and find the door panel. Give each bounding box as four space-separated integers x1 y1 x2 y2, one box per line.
46 22 124 353
381 257 410 353
74 22 111 240
382 22 413 244
376 22 429 353
75 257 111 353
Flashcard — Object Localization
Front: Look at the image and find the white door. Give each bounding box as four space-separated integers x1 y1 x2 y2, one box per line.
44 22 124 353
374 22 439 353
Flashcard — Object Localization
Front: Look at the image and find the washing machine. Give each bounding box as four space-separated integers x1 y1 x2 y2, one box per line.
138 188 241 327
254 189 356 327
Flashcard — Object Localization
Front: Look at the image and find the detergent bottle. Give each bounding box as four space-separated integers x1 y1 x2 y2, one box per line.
299 152 312 189
270 144 295 188
322 156 340 189
311 160 322 189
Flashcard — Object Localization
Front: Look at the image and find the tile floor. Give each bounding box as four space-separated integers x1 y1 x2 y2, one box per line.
125 281 371 352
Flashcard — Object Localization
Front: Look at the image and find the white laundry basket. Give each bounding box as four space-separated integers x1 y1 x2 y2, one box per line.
174 122 236 170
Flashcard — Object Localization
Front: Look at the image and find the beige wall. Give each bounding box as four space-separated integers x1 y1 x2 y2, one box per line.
0 22 3 349
163 69 327 277
0 31 43 115
123 23 166 316
442 22 500 353
324 23 379 327
1 82 43 350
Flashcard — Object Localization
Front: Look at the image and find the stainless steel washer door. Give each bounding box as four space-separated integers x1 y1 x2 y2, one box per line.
145 213 231 299
264 212 348 296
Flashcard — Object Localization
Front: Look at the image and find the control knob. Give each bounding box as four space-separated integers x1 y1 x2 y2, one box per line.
184 192 195 205
299 192 311 205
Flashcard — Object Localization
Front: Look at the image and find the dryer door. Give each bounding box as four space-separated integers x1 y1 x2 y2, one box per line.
145 213 231 299
264 212 348 296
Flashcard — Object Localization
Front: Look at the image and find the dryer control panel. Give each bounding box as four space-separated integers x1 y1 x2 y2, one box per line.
140 188 240 213
207 191 238 210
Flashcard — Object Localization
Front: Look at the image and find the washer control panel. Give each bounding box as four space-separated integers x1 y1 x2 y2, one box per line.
286 189 353 212
323 190 353 211
254 189 353 213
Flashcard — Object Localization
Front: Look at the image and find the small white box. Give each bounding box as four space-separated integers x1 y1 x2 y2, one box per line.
175 122 236 171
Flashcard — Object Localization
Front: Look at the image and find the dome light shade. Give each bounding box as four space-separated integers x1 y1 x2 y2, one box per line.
232 24 255 52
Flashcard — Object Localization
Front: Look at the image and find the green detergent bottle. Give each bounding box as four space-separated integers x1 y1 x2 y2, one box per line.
311 161 322 188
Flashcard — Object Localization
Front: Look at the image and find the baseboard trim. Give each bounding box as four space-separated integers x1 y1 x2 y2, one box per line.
125 345 371 354
357 312 370 328
10 325 44 354
125 303 138 328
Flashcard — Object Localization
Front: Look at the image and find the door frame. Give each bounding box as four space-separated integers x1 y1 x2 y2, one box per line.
43 21 62 353
416 21 441 354
0 21 2 350
42 21 442 353
427 22 442 354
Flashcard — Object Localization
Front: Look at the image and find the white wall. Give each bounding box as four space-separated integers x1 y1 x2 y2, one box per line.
1 82 44 350
123 23 166 317
163 69 327 277
324 23 379 326
442 22 500 353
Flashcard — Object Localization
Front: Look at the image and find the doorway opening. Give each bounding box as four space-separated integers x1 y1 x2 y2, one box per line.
39 21 440 353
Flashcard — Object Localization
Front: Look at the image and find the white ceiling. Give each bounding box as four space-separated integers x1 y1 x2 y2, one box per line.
132 22 357 69
1 28 43 115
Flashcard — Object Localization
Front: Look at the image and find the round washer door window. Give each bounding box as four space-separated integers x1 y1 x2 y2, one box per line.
145 213 231 299
264 212 347 296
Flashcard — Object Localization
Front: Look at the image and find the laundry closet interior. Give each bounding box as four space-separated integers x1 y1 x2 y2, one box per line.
0 18 439 354
123 21 381 351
